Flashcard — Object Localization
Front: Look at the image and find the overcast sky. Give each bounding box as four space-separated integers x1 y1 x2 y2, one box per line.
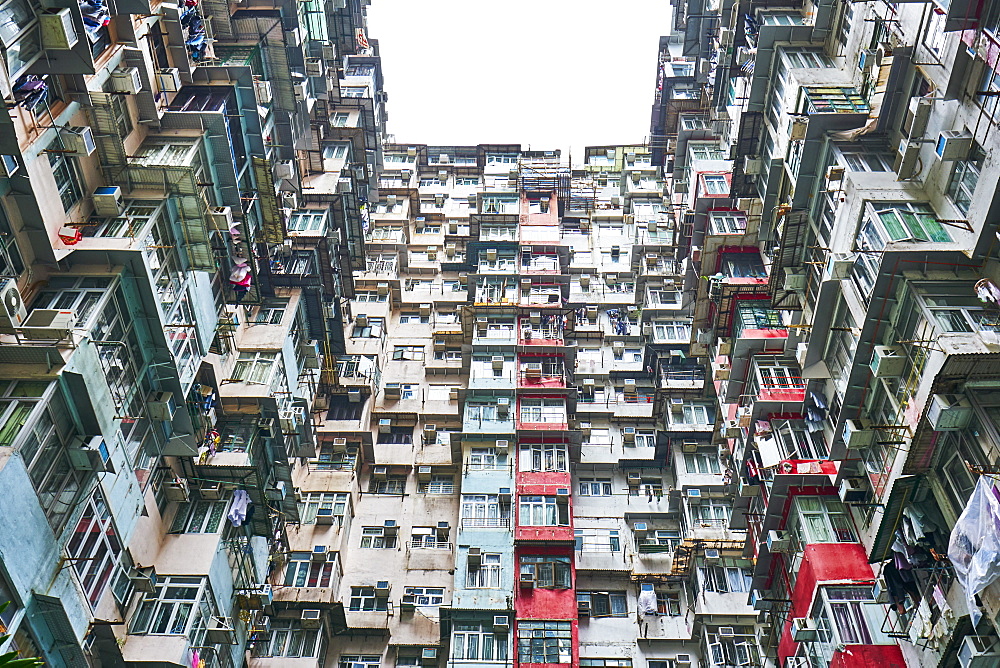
366 0 672 164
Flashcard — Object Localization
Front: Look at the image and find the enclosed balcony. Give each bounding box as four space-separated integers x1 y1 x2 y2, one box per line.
748 357 807 404
519 313 566 345
518 357 567 389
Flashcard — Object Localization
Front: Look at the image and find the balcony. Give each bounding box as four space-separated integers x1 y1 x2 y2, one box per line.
803 87 870 115
517 360 567 389
748 358 807 404
518 315 566 346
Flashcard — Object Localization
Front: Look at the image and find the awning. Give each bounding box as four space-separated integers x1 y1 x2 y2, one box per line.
869 474 921 563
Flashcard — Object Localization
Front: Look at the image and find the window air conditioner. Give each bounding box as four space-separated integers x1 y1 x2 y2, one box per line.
156 68 182 93
111 67 143 94
927 393 974 431
767 529 792 553
958 635 1000 668
704 549 721 565
935 131 973 161
519 572 535 587
791 617 818 642
67 435 114 473
870 345 906 378
301 609 322 629
493 615 509 631
205 616 238 644
92 186 123 217
128 565 158 593
311 545 330 561
39 8 77 49
842 418 874 448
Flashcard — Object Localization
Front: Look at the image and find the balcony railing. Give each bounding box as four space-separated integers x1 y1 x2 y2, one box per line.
461 517 511 529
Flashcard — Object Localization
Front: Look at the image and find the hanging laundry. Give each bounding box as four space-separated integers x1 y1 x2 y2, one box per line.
229 489 251 527
637 588 657 618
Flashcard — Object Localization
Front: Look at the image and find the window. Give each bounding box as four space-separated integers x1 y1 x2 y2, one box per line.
706 626 760 668
331 112 349 127
467 553 502 588
582 660 631 667
457 177 479 186
688 498 730 525
392 345 425 361
0 205 24 277
517 621 572 663
917 282 999 334
519 496 569 526
104 79 133 137
811 586 893 651
257 619 321 658
653 320 691 342
656 591 682 615
462 494 510 527
352 316 385 338
574 528 621 552
130 576 210 635
702 173 729 195
299 492 348 524
453 623 508 661
377 426 413 444
67 489 123 606
342 86 367 98
349 586 388 611
578 478 612 496
369 476 406 495
339 656 380 668
469 448 500 469
170 500 228 533
947 145 984 215
690 143 727 160
519 442 568 472
289 210 329 233
360 527 397 548
284 553 335 587
403 586 444 605
685 451 722 474
789 496 856 543
50 151 84 212
399 312 429 324
313 442 357 471
231 351 280 385
419 474 454 494
519 556 571 588
782 47 834 68
578 591 627 616
254 300 287 324
700 564 753 593
519 398 566 424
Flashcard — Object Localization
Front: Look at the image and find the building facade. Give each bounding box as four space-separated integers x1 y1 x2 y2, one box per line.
3 0 1000 665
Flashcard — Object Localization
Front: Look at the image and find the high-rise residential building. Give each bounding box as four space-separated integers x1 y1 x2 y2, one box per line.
1 0 1000 666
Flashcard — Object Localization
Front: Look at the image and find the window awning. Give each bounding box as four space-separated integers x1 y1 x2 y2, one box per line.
869 474 921 563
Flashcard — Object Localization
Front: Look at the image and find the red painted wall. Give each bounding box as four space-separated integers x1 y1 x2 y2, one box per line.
513 542 578 668
829 644 906 668
777 543 875 662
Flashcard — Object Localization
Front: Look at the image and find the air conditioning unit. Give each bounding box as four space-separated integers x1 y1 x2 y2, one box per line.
896 139 922 178
347 389 362 403
315 508 336 525
743 156 762 175
209 206 234 230
675 656 692 668
495 439 509 451
525 363 543 378
825 253 854 280
782 270 806 292
305 57 324 76
311 545 330 561
767 529 792 553
356 313 369 327
417 465 433 481
704 548 721 564
164 479 189 502
292 79 309 102
275 161 295 180
421 648 438 663
958 635 1000 668
372 465 388 478
556 488 570 503
496 397 510 415
0 280 27 330
623 378 637 393
92 186 123 217
147 392 176 421
927 393 974 431
622 427 636 443
67 435 114 473
870 345 906 378
128 565 158 593
789 117 809 141
580 274 591 288
156 68 182 93
627 472 642 486
791 617 818 642
839 477 869 503
906 96 934 136
493 615 509 631
254 79 272 104
383 519 399 535
682 441 699 453
842 418 874 448
577 600 592 615
205 616 238 644
384 383 402 398
111 67 143 94
935 131 974 161
633 522 648 536
467 547 482 565
750 589 773 611
519 572 535 587
39 8 77 49
21 309 75 340
498 487 512 502
685 488 702 498
300 609 322 629
248 585 273 608
874 575 890 604
718 626 735 637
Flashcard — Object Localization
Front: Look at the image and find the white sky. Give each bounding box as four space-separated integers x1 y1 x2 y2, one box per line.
366 0 671 164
